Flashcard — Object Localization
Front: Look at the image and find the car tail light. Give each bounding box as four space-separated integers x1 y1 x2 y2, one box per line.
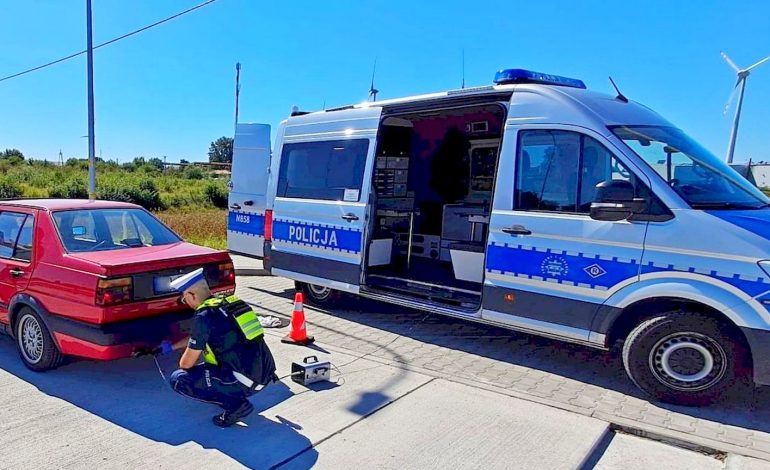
96 277 133 305
265 210 273 242
206 262 236 288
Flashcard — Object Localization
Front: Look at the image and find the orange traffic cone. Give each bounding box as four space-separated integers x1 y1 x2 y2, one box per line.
282 292 315 345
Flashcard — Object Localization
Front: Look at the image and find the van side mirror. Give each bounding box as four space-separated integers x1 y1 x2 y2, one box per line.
590 180 646 222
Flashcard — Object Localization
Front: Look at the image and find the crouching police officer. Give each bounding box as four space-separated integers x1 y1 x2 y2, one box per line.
157 268 277 427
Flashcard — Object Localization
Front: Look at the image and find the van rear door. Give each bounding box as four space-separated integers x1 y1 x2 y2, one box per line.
227 123 271 258
269 107 381 293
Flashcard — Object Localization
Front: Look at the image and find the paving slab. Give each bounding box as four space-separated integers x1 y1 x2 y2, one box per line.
594 433 723 470
0 334 430 470
726 454 770 469
282 378 610 470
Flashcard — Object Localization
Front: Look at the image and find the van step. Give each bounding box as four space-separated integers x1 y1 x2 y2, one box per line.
359 287 480 318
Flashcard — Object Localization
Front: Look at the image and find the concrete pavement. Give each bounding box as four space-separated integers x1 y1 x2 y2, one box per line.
0 316 733 469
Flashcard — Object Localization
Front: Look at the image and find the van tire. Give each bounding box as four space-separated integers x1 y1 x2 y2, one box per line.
15 307 64 372
622 311 741 406
296 282 343 308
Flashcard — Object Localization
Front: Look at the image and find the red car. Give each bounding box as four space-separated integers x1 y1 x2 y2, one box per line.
0 199 235 371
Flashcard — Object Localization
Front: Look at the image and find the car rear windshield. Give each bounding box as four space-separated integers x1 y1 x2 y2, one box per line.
53 208 181 253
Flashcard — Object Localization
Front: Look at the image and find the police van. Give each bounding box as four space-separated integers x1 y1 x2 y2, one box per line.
228 68 770 405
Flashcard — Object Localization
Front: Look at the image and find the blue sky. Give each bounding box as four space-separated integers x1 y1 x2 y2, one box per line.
1 1 768 163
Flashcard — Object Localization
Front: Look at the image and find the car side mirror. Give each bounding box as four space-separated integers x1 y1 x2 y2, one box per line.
590 180 646 222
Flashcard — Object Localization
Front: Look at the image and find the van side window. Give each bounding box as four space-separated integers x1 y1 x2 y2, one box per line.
516 130 581 212
516 131 637 214
277 139 370 201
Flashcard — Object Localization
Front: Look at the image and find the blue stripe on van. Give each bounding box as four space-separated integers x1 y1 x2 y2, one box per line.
228 211 265 237
485 243 639 290
272 219 361 253
486 242 768 296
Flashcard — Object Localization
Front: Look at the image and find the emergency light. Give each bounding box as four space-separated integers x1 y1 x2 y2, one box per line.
493 69 586 89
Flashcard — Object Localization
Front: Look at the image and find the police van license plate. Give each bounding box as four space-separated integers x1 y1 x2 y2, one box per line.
153 273 185 295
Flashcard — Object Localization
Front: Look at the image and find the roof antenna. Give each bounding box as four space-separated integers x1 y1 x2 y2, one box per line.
608 76 629 103
461 49 466 89
368 59 379 102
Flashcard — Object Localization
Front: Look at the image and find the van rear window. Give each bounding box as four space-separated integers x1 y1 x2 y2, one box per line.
277 139 369 201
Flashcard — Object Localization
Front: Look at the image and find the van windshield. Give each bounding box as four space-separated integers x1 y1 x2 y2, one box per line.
611 126 769 209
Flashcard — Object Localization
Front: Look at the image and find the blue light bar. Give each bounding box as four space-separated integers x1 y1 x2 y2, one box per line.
493 69 586 89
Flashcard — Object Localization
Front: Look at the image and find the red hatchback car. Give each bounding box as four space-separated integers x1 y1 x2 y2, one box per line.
0 199 235 371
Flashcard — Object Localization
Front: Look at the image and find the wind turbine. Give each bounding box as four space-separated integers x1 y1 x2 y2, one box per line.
721 51 770 163
368 59 379 102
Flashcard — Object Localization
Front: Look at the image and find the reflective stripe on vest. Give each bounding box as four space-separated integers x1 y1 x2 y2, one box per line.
202 344 218 365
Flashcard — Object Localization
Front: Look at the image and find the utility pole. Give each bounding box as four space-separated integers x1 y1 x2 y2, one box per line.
234 62 241 127
86 0 97 200
58 149 64 166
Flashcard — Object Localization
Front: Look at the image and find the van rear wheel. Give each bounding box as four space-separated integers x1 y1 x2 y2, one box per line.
296 282 343 308
622 311 742 406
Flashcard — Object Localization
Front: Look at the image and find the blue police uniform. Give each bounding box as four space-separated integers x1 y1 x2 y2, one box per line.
166 270 276 421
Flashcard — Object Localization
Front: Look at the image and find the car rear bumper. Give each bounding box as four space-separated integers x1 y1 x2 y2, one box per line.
48 310 194 360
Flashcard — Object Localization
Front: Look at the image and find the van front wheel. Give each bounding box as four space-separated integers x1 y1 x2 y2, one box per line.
296 282 343 308
622 311 742 406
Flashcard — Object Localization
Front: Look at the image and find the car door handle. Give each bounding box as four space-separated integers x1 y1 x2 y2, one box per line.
341 213 359 222
10 268 24 278
230 203 241 210
502 225 532 236
243 200 254 206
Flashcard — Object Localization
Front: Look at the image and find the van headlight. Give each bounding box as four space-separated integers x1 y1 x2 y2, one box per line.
759 261 770 278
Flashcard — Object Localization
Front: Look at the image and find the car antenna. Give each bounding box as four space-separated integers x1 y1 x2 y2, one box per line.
461 49 466 89
608 76 629 103
368 58 379 102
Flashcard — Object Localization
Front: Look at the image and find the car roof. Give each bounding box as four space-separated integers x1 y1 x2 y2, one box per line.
0 199 141 211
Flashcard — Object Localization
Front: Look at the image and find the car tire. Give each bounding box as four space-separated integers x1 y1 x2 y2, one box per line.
15 307 64 372
622 311 743 406
296 282 343 308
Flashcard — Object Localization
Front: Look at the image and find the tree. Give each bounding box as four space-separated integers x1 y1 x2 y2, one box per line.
208 137 233 163
2 149 24 161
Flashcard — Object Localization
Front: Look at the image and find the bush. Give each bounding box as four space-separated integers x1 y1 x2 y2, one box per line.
0 178 22 199
49 179 88 199
183 165 205 180
98 177 165 211
205 181 228 208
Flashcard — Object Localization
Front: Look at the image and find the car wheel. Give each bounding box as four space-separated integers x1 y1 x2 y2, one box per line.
15 307 63 371
296 282 343 308
622 311 743 406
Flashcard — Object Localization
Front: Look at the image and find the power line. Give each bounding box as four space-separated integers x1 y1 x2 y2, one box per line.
0 0 219 84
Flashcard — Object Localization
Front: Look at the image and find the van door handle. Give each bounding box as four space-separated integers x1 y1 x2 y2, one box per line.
341 213 359 222
10 268 24 278
230 203 241 210
243 200 254 206
502 225 532 236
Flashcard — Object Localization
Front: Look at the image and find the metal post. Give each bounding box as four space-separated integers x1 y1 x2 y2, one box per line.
234 63 241 127
86 0 96 200
726 77 747 164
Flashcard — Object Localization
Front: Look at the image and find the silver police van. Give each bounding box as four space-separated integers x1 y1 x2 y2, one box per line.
228 68 770 405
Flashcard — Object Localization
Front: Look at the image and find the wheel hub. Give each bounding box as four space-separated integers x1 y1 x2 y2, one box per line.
19 316 44 364
650 333 726 392
308 284 331 299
